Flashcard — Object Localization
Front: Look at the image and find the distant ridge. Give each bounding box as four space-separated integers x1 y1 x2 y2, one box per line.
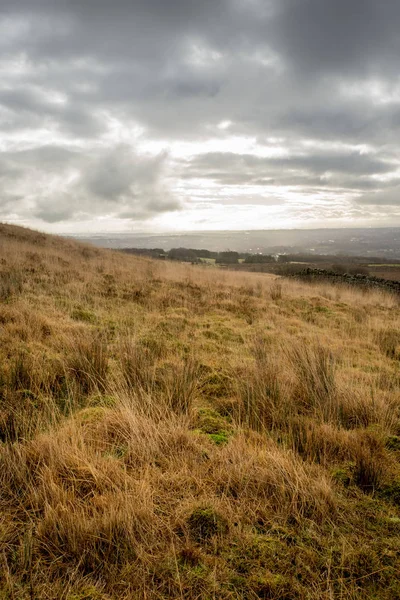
75 227 400 258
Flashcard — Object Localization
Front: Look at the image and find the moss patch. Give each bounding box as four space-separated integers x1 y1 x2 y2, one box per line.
71 307 98 323
187 507 229 541
193 407 233 445
386 435 400 452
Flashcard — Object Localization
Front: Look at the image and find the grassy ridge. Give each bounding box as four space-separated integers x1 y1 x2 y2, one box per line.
0 224 399 599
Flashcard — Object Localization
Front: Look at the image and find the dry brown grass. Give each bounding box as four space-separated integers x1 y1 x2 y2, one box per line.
0 223 399 599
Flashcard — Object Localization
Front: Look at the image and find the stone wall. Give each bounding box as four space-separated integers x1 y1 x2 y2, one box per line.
287 268 400 294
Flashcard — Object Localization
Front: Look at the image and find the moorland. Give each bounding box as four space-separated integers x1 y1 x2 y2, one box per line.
0 223 399 599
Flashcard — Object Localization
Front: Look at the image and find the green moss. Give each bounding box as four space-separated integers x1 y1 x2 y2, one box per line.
202 329 220 341
379 479 400 506
187 507 229 541
201 368 233 398
195 408 231 433
137 335 166 358
67 586 109 600
313 305 331 314
332 466 352 487
226 534 289 576
193 407 233 445
386 435 400 452
226 539 297 598
250 572 293 599
208 432 230 445
76 406 107 424
105 319 118 337
71 307 97 323
228 574 247 591
89 394 117 408
218 325 245 344
384 516 400 532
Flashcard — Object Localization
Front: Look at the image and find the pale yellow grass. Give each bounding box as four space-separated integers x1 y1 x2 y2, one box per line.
0 224 399 599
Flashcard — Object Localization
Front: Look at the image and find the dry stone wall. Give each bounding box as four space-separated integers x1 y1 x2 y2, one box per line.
288 268 400 294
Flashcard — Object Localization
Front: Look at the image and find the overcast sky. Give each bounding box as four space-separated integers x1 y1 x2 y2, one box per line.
1 0 400 233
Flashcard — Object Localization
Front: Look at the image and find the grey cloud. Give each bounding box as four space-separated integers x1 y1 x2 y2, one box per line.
0 0 400 228
85 148 139 200
0 87 103 137
270 0 400 77
0 0 234 65
2 0 399 143
33 197 79 224
0 144 180 224
357 187 400 206
183 150 397 190
273 101 400 146
0 194 24 214
82 145 180 218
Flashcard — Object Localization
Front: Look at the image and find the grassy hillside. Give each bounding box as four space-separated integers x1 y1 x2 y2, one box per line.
0 224 399 600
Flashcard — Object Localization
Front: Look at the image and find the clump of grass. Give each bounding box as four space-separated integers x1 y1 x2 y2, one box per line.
288 417 353 465
236 362 282 432
270 281 282 301
66 332 109 395
352 433 387 493
35 499 151 577
161 358 201 415
9 350 33 392
290 342 337 421
337 388 399 432
0 351 69 441
374 328 400 359
0 268 24 301
235 337 286 432
118 337 157 392
212 437 336 521
7 350 65 397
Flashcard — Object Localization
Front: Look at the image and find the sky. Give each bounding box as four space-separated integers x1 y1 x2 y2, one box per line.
1 0 400 233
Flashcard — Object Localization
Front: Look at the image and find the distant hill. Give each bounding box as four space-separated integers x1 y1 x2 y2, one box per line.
75 226 400 258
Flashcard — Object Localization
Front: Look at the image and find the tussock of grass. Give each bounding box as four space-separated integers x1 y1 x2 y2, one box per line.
66 331 109 395
290 342 337 421
0 223 399 599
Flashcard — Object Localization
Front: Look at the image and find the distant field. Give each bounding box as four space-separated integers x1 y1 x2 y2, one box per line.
200 257 216 264
368 265 400 281
226 258 400 283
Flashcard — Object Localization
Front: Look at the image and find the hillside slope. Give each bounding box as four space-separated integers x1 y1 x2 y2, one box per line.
0 224 399 600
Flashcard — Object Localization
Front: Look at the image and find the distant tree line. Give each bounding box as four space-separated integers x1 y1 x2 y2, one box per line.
121 248 165 258
120 247 279 264
119 247 400 270
167 248 246 263
243 254 275 264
